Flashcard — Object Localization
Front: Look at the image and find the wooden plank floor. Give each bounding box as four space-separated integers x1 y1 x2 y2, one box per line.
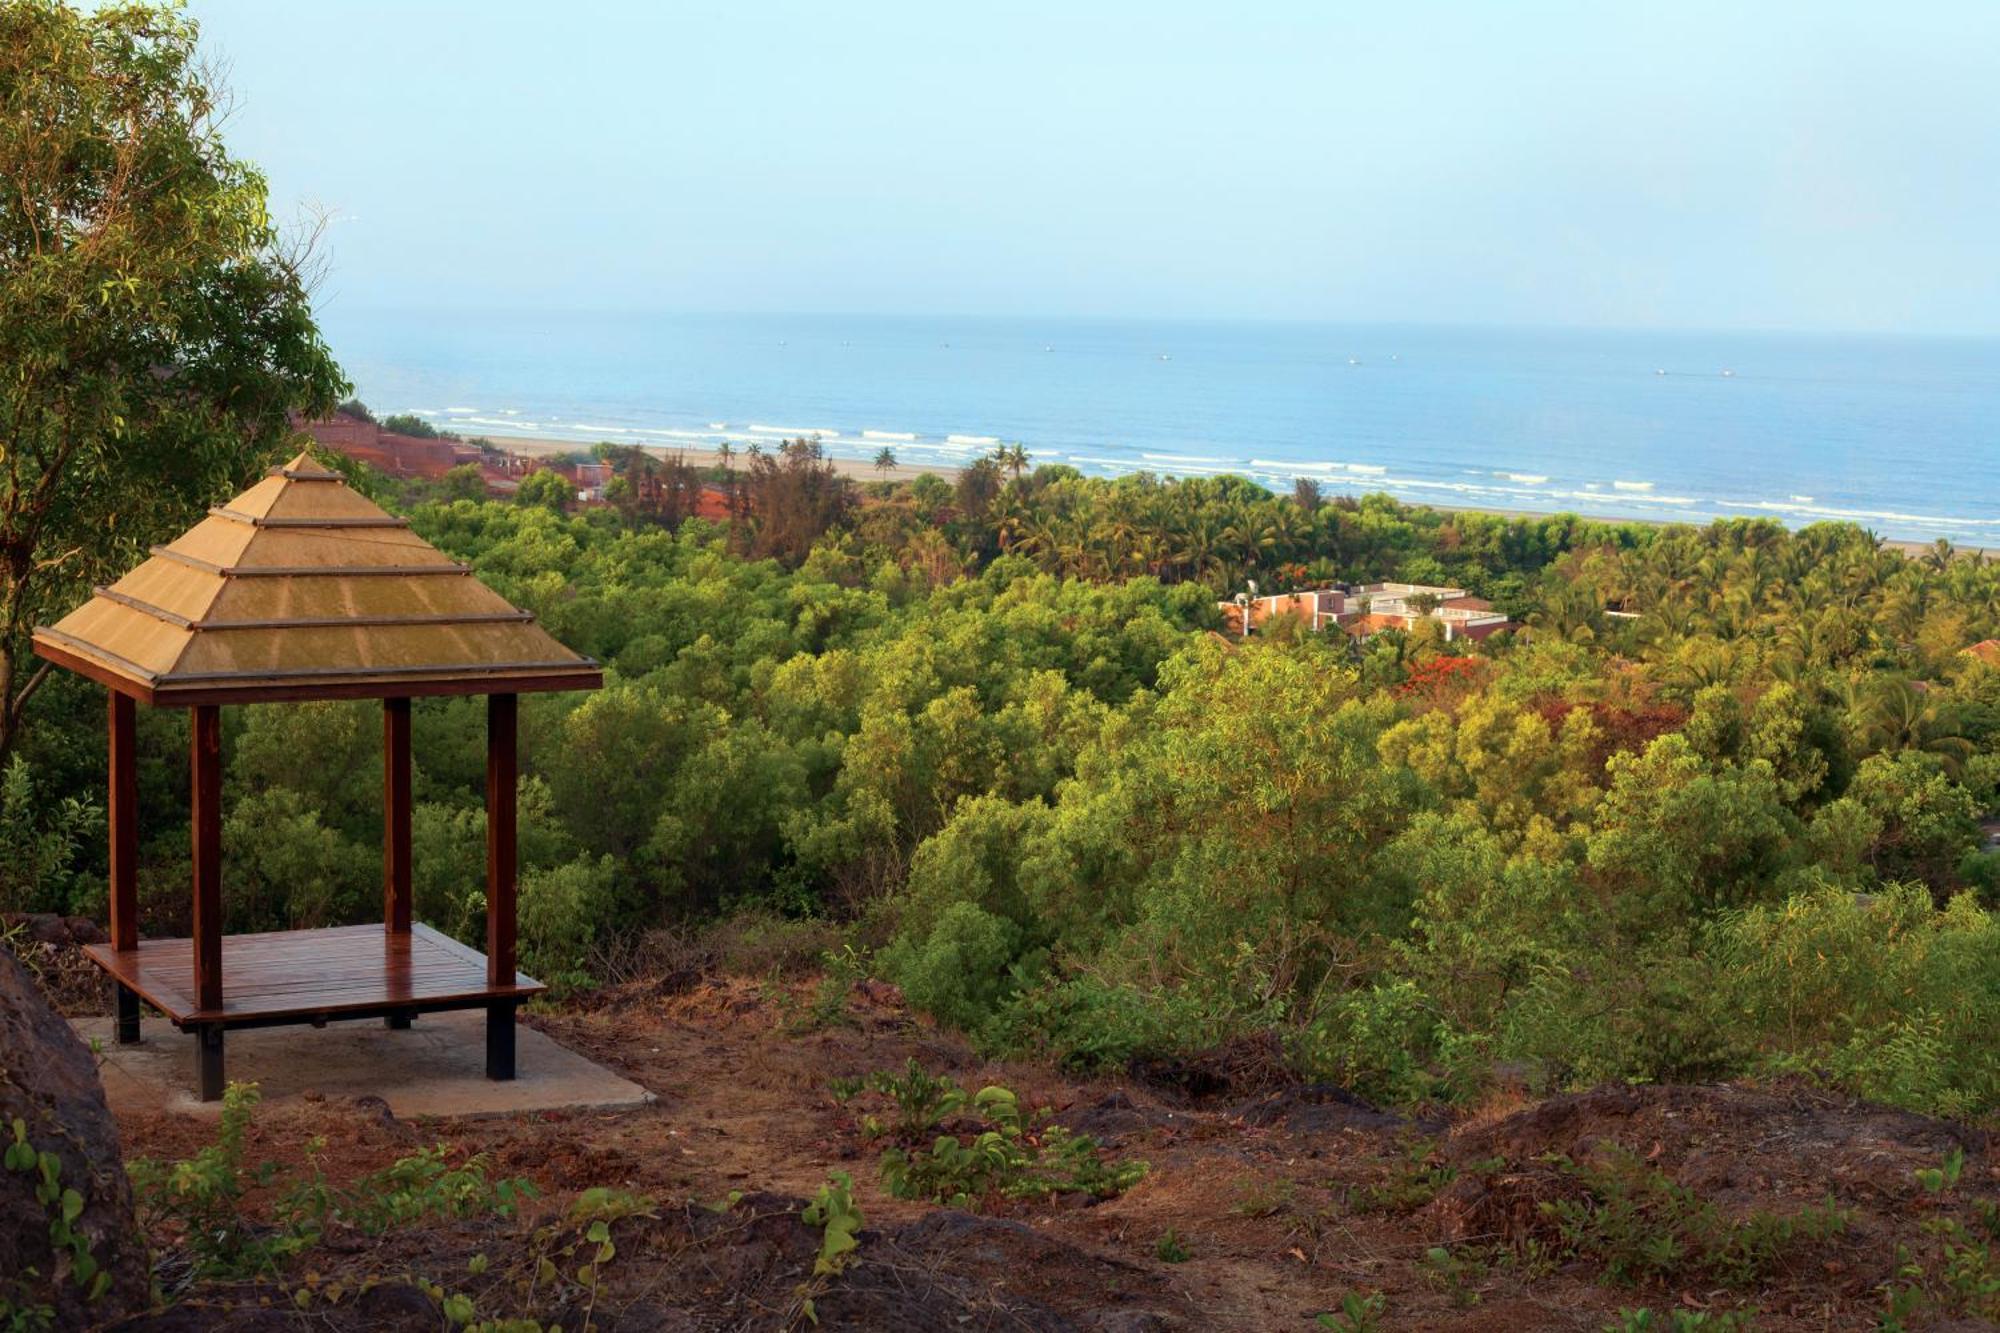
83 923 543 1027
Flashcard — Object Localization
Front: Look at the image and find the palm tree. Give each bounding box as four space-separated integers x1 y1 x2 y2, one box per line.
1858 677 1975 776
874 446 898 476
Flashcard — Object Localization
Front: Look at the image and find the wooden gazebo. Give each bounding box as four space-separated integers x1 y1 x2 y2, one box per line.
32 452 601 1100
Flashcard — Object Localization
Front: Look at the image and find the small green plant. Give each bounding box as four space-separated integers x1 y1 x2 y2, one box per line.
849 1059 969 1141
789 944 871 1033
129 1082 290 1277
1348 1137 1459 1214
1541 1148 1849 1289
1154 1228 1190 1263
134 1080 541 1287
1421 1244 1485 1308
1914 1146 1965 1196
794 1173 865 1326
1316 1290 1386 1331
880 1131 1024 1207
1231 1173 1297 1219
1609 1309 1757 1331
2 1115 110 1323
845 1067 1145 1208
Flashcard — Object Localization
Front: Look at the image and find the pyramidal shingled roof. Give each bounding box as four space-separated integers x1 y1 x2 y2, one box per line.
33 452 602 705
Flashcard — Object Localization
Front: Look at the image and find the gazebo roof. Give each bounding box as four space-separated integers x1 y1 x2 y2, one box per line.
33 451 602 705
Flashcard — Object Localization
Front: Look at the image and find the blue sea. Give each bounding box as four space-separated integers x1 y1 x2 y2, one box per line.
322 311 2000 545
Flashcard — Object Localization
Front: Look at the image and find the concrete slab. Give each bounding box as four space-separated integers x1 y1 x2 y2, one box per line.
74 1011 654 1119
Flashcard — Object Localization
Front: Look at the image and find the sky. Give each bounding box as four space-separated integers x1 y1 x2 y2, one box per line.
187 1 2000 334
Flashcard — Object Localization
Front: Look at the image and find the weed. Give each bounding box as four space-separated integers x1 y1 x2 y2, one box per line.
1348 1137 1458 1214
794 1173 865 1327
1230 1174 1297 1219
880 1131 1024 1207
846 1059 968 1141
1541 1148 1849 1288
790 945 871 1033
1 1114 111 1324
133 1080 539 1288
1421 1244 1485 1308
279 1140 536 1241
129 1082 290 1277
844 1065 1145 1208
1154 1228 1190 1263
1914 1147 1965 1196
1316 1290 1386 1331
1609 1310 1756 1331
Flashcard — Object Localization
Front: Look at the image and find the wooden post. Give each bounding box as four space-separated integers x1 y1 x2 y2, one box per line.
190 704 224 1100
485 692 517 1080
109 692 141 1044
383 696 414 1029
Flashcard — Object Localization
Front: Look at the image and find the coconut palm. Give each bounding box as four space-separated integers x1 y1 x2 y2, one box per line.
1857 677 1975 776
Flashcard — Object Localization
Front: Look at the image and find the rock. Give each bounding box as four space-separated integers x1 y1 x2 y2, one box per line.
0 946 149 1326
2 913 108 948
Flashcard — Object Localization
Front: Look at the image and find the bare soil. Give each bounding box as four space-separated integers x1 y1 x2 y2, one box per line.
50 965 2000 1331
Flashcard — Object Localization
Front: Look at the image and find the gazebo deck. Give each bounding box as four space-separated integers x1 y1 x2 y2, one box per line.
84 924 544 1030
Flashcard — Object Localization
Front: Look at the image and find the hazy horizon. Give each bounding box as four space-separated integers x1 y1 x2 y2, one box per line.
191 1 2000 337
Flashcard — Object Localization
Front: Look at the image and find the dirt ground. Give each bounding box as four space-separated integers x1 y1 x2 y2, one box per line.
35 956 1999 1332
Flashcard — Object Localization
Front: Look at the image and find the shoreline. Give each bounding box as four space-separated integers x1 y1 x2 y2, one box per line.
492 435 1981 560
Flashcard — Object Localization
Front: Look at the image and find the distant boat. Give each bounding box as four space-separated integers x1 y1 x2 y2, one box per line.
1655 368 1667 375
1721 369 1735 377
1348 357 1360 365
1158 353 1171 361
1043 345 1053 352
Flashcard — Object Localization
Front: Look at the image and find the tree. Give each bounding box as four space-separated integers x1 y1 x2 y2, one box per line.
735 438 855 566
516 467 577 513
875 446 898 475
0 0 344 761
437 463 489 502
381 412 444 439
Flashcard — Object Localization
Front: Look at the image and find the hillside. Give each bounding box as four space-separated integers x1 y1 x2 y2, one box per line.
20 946 1982 1331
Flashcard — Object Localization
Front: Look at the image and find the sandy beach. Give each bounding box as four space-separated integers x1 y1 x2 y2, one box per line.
495 435 1981 560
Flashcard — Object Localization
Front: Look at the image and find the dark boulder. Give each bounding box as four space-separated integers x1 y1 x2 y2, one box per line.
0 945 149 1327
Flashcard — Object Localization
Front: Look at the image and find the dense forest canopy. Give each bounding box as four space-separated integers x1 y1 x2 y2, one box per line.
8 439 2000 1119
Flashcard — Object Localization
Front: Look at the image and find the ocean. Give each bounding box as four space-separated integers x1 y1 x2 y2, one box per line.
320 310 2000 545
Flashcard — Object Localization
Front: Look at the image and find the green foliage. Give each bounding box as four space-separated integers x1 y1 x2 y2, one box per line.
1609 1311 1756 1332
1153 1228 1190 1263
516 468 577 513
280 1142 537 1241
0 0 343 762
0 756 100 914
1540 1148 1849 1289
133 1082 537 1283
792 1173 865 1326
802 1173 865 1277
381 412 445 438
2 1116 111 1319
129 1083 286 1277
1316 1291 1387 1331
841 1065 1146 1208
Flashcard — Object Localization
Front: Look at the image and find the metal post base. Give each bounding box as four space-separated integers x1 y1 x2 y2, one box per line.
484 1001 516 1081
196 1025 225 1102
115 984 141 1045
384 1010 413 1030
